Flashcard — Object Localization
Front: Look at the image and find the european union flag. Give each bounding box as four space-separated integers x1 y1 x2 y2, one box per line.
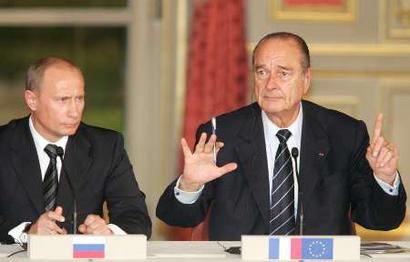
302 238 333 259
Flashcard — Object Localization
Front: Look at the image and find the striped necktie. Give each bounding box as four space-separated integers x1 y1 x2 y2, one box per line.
43 144 60 211
270 129 295 235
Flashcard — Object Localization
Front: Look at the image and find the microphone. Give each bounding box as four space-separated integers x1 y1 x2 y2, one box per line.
291 147 303 235
56 147 78 234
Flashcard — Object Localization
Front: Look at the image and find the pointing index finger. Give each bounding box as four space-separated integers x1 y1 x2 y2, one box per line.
372 113 383 143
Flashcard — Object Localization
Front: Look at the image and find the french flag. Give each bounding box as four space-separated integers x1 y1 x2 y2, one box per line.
269 237 333 260
73 236 105 258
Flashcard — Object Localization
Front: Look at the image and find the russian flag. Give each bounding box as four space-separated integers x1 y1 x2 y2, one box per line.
73 236 105 258
269 237 333 260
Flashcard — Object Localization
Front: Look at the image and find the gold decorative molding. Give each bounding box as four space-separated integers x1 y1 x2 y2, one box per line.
381 0 410 40
247 43 410 57
396 2 410 26
305 95 359 117
380 82 410 139
306 95 358 105
271 0 356 22
314 70 410 79
0 8 130 26
310 43 410 56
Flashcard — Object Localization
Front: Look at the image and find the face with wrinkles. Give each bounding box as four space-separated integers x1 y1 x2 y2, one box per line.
25 63 85 142
253 38 311 126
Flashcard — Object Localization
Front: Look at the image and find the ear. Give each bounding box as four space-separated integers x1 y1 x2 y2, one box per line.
24 90 38 111
303 67 312 95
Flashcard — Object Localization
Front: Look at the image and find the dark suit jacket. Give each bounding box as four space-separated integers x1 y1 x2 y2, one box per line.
157 100 406 240
0 116 151 243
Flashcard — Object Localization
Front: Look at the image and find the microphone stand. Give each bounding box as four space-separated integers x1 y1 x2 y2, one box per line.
291 148 303 235
57 148 77 234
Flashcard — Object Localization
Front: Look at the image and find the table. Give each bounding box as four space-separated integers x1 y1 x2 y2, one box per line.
1 241 410 261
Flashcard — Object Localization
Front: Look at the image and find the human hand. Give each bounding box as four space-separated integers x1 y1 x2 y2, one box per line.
78 215 112 235
29 206 67 235
366 113 398 185
179 133 237 192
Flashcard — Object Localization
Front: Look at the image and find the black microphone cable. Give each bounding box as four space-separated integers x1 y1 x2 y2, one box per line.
291 147 303 235
56 147 78 234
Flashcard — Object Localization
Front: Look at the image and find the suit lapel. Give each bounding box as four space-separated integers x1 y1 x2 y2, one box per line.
299 101 330 203
235 104 270 229
10 117 44 215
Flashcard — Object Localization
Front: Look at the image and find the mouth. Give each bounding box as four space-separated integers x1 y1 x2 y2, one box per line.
263 96 283 100
63 123 79 129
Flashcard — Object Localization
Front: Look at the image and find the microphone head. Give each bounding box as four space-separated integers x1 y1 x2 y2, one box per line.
56 146 64 157
291 147 299 158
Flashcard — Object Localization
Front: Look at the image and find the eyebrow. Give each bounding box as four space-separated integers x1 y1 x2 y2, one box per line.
277 65 293 71
254 65 267 70
55 94 84 99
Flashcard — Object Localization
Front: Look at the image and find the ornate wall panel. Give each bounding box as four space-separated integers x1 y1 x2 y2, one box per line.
382 0 410 40
271 0 356 22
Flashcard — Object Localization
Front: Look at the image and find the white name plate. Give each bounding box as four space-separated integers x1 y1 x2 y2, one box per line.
28 234 146 260
242 235 360 260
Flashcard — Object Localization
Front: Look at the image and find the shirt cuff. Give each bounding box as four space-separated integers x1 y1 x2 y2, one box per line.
374 172 400 196
8 222 31 243
107 224 127 235
174 176 204 204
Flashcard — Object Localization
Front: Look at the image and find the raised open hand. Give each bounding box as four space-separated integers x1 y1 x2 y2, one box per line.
179 133 237 192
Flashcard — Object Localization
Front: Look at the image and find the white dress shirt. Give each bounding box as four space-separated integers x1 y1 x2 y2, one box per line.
174 104 400 208
262 103 302 214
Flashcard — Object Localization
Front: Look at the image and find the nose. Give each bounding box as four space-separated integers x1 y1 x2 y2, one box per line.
265 73 278 90
68 99 82 118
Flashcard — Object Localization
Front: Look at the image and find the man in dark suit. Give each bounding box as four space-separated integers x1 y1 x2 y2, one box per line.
0 57 151 243
156 32 406 240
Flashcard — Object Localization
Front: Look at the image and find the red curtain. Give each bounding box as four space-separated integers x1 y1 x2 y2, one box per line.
167 0 249 240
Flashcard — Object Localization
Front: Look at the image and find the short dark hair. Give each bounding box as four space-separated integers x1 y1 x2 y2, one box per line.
25 56 83 91
252 32 310 72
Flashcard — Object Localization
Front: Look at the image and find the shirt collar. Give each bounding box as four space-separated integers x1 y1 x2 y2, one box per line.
29 116 69 152
261 102 303 140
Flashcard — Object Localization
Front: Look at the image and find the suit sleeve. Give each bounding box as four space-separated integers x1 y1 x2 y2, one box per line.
156 123 215 227
104 134 152 238
0 218 17 244
349 121 406 230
